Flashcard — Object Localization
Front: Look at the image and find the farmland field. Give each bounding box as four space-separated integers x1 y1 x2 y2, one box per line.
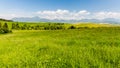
0 27 120 68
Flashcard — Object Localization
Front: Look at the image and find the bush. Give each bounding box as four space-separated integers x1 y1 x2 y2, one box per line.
68 25 76 29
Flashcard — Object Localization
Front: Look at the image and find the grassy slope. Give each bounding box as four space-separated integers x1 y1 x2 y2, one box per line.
0 28 120 68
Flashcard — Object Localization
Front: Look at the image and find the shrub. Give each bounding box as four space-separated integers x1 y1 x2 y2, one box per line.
68 25 76 29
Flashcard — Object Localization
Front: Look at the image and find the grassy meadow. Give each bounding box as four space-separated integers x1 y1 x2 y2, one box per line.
0 22 120 68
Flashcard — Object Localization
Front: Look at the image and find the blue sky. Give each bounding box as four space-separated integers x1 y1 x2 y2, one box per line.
0 0 120 20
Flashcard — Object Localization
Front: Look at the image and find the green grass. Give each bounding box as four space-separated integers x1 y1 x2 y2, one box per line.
0 28 120 68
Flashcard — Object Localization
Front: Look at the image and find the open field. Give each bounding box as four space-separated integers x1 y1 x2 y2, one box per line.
1 0 120 68
0 27 120 68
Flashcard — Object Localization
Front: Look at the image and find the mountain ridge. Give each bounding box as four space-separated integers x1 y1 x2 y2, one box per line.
12 16 120 24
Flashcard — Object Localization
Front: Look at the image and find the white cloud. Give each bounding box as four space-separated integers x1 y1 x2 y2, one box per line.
37 9 90 20
93 11 120 20
37 10 120 20
0 14 16 19
37 9 69 15
1 9 120 20
77 10 90 15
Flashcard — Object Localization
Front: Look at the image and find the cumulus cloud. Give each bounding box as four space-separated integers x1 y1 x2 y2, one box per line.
1 9 120 20
37 9 90 20
93 11 120 20
37 9 120 20
37 9 69 15
77 10 90 15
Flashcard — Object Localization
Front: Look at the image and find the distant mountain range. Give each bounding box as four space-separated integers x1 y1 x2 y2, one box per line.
12 16 120 24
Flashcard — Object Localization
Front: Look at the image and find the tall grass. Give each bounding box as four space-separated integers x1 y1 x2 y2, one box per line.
0 28 120 68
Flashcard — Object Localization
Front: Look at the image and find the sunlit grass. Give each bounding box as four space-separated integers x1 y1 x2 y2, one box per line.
0 29 120 68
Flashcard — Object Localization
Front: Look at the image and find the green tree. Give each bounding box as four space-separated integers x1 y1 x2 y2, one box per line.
2 23 9 33
3 23 8 29
16 23 20 29
12 23 16 29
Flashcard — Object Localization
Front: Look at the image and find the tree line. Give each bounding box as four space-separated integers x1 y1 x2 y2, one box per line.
11 23 66 30
2 22 120 34
0 22 78 34
11 23 82 30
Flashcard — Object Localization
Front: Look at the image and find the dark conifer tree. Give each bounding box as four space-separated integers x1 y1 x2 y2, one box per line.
2 23 9 33
12 23 16 29
16 23 20 29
